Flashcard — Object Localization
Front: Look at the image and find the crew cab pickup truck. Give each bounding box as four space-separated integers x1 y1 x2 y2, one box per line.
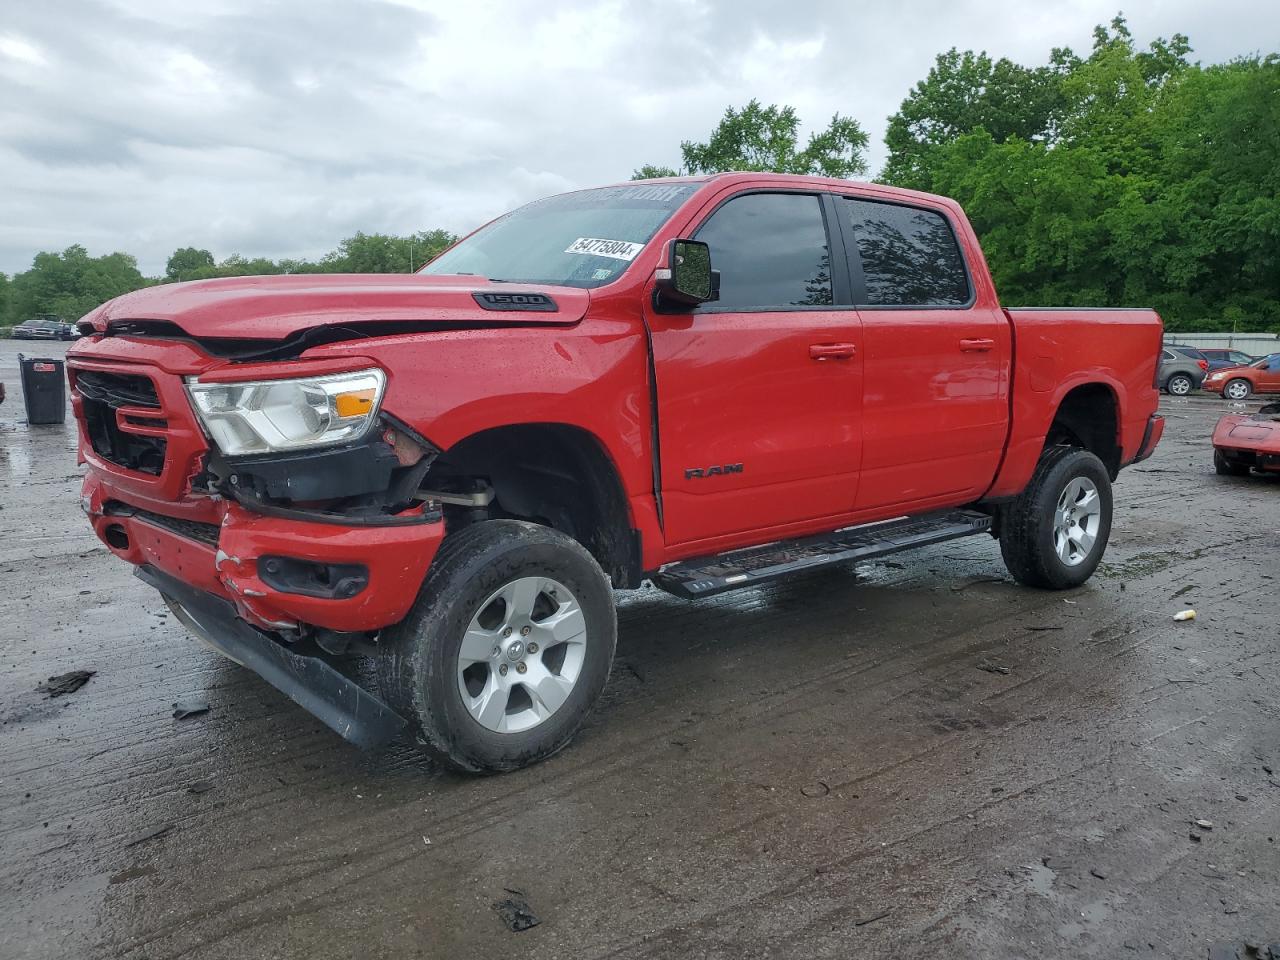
68 173 1165 772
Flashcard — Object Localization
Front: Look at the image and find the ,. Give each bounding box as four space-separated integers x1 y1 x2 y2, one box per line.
67 173 1165 773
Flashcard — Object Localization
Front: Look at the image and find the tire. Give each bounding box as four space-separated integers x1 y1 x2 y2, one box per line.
1224 379 1252 401
376 520 617 773
1214 449 1250 477
1165 373 1193 396
999 447 1113 590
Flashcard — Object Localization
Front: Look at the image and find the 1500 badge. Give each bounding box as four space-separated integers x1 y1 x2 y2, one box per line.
685 463 744 480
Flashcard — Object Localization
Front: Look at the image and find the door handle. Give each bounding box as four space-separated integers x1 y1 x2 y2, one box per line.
809 343 856 361
959 338 996 352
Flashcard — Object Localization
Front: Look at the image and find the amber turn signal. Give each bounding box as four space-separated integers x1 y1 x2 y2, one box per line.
334 389 376 418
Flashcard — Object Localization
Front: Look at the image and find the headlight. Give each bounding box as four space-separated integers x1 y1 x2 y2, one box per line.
186 368 386 456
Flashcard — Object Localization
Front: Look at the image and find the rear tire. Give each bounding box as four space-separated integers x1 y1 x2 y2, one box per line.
1214 449 1250 477
1165 373 1193 396
376 520 617 773
1224 379 1252 401
999 447 1113 590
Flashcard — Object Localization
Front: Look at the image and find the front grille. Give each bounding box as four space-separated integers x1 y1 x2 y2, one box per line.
75 370 160 407
104 502 220 546
75 370 167 475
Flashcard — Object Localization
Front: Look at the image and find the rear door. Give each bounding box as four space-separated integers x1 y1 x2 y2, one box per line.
833 195 1010 514
646 190 863 547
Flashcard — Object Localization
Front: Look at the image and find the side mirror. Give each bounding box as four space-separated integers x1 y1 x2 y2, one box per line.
656 238 717 306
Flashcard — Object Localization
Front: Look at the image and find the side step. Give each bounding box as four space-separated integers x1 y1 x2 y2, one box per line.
651 509 993 599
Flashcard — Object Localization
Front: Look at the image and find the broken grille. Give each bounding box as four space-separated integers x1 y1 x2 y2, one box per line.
76 370 168 476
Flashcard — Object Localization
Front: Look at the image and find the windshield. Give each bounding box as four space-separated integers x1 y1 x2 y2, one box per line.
1250 354 1279 368
422 183 698 289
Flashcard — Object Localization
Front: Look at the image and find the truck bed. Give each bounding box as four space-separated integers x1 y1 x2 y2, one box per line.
987 307 1164 499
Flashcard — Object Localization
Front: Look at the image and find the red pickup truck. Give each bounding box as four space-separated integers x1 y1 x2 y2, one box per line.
68 174 1165 772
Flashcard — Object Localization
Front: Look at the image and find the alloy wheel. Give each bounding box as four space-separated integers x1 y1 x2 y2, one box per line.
1053 476 1103 567
456 576 587 733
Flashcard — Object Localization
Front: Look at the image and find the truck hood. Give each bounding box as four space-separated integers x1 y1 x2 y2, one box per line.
80 274 589 341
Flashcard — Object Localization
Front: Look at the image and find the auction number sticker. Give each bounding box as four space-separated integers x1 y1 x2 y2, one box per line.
565 237 644 261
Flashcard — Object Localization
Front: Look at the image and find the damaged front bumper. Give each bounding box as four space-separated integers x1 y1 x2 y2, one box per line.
68 341 444 748
81 470 444 633
81 472 439 748
137 565 407 748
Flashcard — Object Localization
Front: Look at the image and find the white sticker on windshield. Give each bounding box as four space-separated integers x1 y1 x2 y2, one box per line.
565 237 645 261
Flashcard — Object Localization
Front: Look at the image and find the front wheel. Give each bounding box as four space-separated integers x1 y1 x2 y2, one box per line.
376 520 617 773
1165 373 1194 396
1224 379 1252 401
1214 449 1250 476
999 447 1113 590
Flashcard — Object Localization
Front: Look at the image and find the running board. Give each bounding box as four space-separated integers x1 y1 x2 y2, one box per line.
651 509 992 599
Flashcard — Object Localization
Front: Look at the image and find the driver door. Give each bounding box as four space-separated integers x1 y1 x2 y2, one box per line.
645 191 863 548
